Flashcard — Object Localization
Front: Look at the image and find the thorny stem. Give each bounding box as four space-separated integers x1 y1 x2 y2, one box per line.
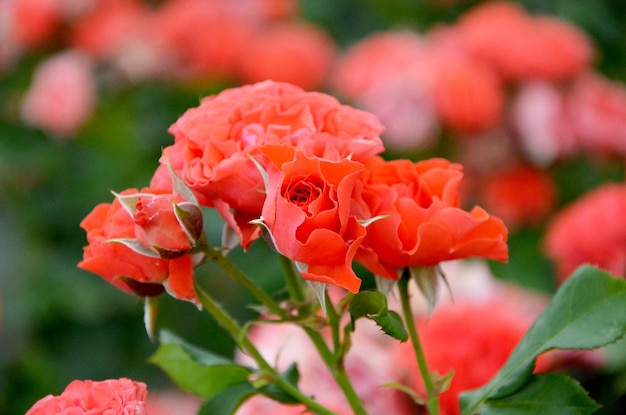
398 268 439 415
194 281 337 415
280 257 369 415
202 243 286 318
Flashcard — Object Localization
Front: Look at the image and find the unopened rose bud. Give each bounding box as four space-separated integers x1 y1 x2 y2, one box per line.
134 195 202 259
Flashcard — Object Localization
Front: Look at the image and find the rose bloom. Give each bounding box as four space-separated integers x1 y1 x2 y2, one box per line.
26 378 147 415
78 188 197 302
456 1 593 81
236 21 336 91
20 51 96 138
331 30 430 102
355 157 508 280
511 81 577 166
160 80 384 248
8 0 61 50
394 301 551 415
152 0 257 81
566 73 626 158
479 164 557 230
544 183 626 283
430 56 503 134
258 145 367 292
71 0 149 60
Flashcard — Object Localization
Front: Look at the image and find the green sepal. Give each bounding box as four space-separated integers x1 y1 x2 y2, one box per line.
105 237 160 258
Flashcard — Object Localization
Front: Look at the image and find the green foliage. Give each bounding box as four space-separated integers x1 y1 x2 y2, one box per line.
349 290 408 342
149 331 252 399
460 266 626 415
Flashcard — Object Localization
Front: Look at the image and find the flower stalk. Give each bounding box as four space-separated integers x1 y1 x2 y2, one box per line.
194 280 338 415
398 268 439 415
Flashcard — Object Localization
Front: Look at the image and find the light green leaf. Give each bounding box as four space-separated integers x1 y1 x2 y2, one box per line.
149 330 252 399
469 374 599 415
349 291 408 342
460 266 626 415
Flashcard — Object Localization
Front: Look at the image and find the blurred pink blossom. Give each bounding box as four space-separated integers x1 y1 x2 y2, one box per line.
236 21 336 91
144 390 202 415
567 73 626 157
545 182 626 282
20 51 96 138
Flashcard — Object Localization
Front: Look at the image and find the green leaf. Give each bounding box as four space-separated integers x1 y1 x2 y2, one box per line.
198 383 257 415
149 330 252 399
470 374 600 415
258 363 301 404
349 291 408 342
461 266 626 415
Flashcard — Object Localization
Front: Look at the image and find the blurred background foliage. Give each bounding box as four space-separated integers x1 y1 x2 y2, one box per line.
1 0 625 414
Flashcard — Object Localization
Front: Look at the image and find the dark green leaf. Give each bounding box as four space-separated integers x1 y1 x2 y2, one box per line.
198 383 257 415
349 291 408 342
470 374 600 415
461 266 626 415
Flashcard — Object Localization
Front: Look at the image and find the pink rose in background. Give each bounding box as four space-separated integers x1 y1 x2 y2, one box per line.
237 21 336 91
144 390 201 415
566 73 626 157
26 378 147 415
544 183 626 283
153 0 256 81
331 30 429 102
511 81 576 166
236 306 412 415
163 80 383 248
20 51 96 138
456 1 592 81
430 56 503 134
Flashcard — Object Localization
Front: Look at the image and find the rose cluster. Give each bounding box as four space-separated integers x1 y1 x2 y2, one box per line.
78 80 508 301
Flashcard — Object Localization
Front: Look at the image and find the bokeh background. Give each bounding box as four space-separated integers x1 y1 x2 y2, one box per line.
1 0 625 414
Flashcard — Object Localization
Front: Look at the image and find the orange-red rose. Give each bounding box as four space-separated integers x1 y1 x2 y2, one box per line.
258 145 367 293
163 80 384 249
78 188 197 302
355 157 508 280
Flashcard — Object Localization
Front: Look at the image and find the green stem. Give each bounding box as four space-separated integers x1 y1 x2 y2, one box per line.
279 257 368 415
398 270 439 415
202 243 285 318
195 281 337 415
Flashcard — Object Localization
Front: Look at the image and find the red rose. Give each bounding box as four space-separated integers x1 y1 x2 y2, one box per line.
163 80 384 248
355 157 508 280
26 378 147 415
257 145 367 293
78 188 197 302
